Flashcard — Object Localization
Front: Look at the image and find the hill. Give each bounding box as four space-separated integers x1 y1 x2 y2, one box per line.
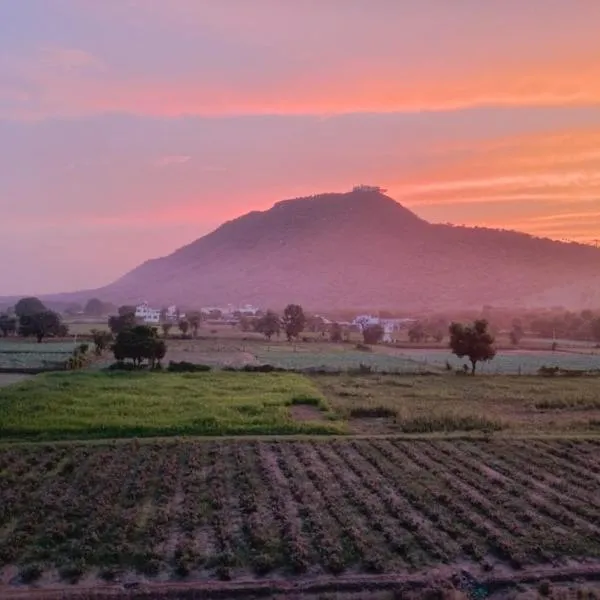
37 189 600 310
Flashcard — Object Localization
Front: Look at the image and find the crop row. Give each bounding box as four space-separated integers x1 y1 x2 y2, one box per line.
1 439 600 584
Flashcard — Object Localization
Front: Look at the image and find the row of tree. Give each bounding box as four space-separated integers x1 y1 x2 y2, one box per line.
0 297 67 342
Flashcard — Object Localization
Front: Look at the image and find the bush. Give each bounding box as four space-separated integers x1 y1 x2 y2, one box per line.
59 563 84 584
167 361 212 373
20 564 43 583
538 365 560 377
349 406 397 419
290 394 322 407
355 342 372 352
107 361 139 371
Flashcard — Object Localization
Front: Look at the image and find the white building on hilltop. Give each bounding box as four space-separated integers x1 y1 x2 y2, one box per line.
135 302 161 324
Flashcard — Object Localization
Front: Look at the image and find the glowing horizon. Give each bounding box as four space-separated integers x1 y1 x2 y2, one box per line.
1 1 600 294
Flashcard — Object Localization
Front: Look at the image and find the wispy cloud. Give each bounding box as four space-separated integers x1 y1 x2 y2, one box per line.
154 155 192 167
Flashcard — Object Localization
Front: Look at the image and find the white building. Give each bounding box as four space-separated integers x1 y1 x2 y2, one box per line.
352 315 415 343
135 302 161 324
352 184 387 193
165 305 184 321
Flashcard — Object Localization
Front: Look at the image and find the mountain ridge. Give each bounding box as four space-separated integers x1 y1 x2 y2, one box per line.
13 189 600 310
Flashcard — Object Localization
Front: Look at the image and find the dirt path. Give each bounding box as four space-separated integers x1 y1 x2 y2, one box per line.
4 563 600 599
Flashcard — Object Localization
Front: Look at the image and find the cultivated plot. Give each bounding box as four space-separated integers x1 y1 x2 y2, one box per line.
1 439 600 587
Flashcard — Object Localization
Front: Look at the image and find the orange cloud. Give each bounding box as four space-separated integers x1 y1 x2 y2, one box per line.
4 46 600 120
388 128 600 243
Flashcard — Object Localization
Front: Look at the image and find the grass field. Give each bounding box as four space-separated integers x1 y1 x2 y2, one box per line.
2 438 600 586
3 370 600 441
318 374 600 434
0 371 343 441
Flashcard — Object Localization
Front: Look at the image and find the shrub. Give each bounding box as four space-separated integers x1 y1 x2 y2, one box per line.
167 361 212 373
538 365 560 377
59 563 84 584
349 406 397 419
290 394 322 407
355 342 372 352
20 564 43 583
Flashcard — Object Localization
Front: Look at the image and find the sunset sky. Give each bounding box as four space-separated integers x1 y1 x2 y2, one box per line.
2 1 600 294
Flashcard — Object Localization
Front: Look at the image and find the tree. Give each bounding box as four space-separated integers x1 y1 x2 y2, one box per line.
19 310 65 343
591 318 600 344
108 312 137 335
330 322 343 343
0 314 17 337
84 298 105 317
362 324 384 345
188 311 202 337
161 322 173 338
239 316 253 332
449 319 496 375
255 311 280 341
118 305 137 317
112 325 166 368
91 329 113 355
178 319 190 337
509 320 525 346
408 322 426 343
282 304 306 341
15 297 46 318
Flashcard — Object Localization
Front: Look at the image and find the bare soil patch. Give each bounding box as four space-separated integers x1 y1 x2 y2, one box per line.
290 404 326 422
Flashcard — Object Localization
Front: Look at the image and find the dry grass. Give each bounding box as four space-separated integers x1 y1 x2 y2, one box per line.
315 373 600 435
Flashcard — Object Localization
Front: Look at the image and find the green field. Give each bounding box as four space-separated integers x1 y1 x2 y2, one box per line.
0 371 343 441
394 348 600 374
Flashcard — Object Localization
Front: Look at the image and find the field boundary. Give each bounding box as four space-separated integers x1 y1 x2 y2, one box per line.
4 563 600 599
3 430 600 448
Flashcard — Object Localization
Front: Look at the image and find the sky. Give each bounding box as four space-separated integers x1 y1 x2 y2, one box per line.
1 1 600 294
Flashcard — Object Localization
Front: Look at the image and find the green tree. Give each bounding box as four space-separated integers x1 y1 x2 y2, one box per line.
178 319 190 337
449 319 496 375
188 311 202 337
330 322 343 343
0 314 17 337
19 310 65 343
282 304 306 341
255 311 280 341
408 322 426 343
15 297 46 318
161 322 173 338
113 325 166 368
509 320 525 346
118 305 137 317
84 298 105 317
108 312 137 335
363 324 384 345
91 329 113 355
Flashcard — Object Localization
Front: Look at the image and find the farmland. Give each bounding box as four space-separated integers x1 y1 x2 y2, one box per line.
1 438 600 589
3 370 600 441
0 340 77 371
318 373 600 434
0 371 343 441
158 336 600 375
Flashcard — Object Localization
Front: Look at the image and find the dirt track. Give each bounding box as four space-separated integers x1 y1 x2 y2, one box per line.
4 563 600 599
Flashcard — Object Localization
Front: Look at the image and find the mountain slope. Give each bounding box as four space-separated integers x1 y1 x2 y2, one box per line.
51 190 600 310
